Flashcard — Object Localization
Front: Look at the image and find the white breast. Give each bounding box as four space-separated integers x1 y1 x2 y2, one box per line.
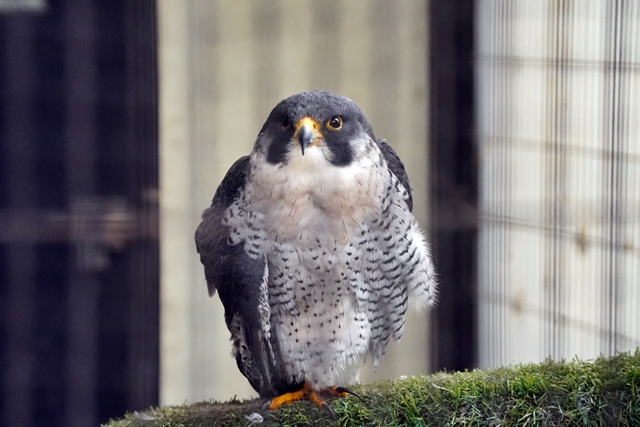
247 140 386 245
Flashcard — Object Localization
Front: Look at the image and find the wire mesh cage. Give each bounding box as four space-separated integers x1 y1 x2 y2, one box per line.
476 0 640 368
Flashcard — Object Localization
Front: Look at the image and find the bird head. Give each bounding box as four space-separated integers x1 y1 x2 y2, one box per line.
254 90 376 167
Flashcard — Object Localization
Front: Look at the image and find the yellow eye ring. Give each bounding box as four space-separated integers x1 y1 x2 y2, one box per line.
327 116 342 130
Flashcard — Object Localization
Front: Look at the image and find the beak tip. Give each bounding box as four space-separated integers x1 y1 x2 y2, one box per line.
295 117 321 156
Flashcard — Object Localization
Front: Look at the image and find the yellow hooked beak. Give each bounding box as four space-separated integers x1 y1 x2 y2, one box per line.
293 116 323 156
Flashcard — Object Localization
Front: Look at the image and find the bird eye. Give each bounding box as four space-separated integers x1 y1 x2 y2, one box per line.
327 116 342 130
281 115 291 129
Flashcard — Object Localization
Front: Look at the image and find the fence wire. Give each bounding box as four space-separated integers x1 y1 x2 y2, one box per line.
476 0 640 368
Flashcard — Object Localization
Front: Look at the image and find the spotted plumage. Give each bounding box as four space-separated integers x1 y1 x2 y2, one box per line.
195 90 437 405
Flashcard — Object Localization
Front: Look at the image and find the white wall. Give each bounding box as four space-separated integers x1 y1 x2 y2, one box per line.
158 0 431 404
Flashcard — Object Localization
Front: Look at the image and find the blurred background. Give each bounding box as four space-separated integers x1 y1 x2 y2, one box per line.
0 0 638 426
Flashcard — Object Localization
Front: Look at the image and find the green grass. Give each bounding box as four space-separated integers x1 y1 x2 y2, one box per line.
104 350 640 427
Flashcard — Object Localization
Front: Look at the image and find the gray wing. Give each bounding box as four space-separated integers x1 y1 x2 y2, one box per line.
195 156 279 397
376 139 413 211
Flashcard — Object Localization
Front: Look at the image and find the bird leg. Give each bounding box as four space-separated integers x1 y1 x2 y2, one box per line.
267 382 360 417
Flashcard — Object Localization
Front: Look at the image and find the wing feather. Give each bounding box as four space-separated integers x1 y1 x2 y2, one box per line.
195 156 278 397
376 139 413 212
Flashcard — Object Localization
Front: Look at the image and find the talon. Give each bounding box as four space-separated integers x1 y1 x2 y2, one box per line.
332 386 363 400
261 399 273 411
320 401 337 419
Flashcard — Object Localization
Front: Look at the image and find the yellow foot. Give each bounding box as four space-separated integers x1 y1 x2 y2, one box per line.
266 382 361 418
266 385 308 410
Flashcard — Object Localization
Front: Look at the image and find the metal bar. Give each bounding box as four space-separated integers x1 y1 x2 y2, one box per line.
428 0 478 372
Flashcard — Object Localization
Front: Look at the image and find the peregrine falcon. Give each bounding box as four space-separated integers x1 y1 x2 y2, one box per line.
195 90 437 414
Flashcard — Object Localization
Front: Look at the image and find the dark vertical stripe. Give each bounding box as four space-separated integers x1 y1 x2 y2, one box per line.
123 0 159 413
63 1 98 425
429 0 477 372
2 16 37 427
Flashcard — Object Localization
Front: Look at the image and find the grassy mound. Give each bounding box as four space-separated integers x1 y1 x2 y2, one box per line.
105 350 640 426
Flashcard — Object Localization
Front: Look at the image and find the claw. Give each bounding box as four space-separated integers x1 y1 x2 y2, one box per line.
332 386 363 400
319 401 337 419
261 399 273 411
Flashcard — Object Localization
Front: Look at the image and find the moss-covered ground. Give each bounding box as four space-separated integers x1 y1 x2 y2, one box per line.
105 350 640 427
